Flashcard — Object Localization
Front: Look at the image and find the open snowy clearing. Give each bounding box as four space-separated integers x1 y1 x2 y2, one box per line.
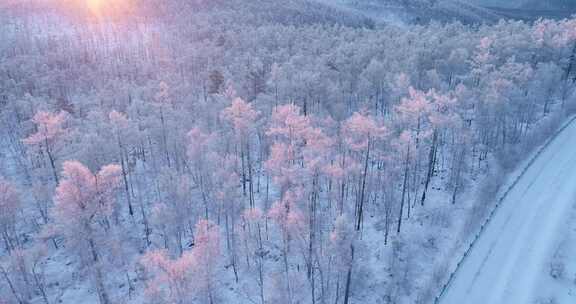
440 117 576 304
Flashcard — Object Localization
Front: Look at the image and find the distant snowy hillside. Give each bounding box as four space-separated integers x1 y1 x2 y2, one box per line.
317 0 503 24
522 0 576 10
321 0 576 25
470 0 576 10
467 0 522 8
206 0 375 27
467 0 576 20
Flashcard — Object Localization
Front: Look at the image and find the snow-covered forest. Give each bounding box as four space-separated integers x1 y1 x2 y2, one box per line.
1 1 576 304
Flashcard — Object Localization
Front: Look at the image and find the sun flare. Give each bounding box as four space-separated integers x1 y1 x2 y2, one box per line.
86 0 104 15
74 0 135 19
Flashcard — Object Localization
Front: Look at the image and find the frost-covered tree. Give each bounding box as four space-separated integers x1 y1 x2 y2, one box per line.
108 110 136 217
23 111 68 184
51 161 122 304
186 127 216 219
141 249 196 304
342 112 387 230
267 189 304 304
0 178 20 253
151 170 195 256
142 219 221 304
221 96 260 207
239 207 266 304
0 245 49 304
330 215 356 304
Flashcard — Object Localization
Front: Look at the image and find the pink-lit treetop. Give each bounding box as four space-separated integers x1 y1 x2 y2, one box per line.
267 104 312 144
265 142 298 188
213 154 241 203
534 18 576 48
242 207 264 223
53 161 122 224
330 215 355 268
427 90 462 130
154 81 173 107
470 36 496 79
141 249 196 302
342 112 387 152
268 188 305 232
266 104 332 188
108 110 129 129
23 111 68 147
395 87 433 126
395 87 462 137
301 122 333 172
192 219 221 264
221 97 260 140
142 220 221 303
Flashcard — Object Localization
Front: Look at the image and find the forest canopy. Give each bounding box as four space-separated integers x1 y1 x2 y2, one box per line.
1 1 576 304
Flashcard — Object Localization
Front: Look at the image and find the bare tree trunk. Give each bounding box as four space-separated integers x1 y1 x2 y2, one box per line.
0 264 25 304
283 228 293 304
87 227 109 304
247 141 255 208
226 211 239 283
421 130 438 206
384 190 391 245
451 147 465 205
343 244 355 304
159 108 171 167
45 147 58 184
334 274 341 304
257 223 265 304
241 147 247 196
121 156 134 218
397 146 410 234
356 139 371 231
31 264 49 304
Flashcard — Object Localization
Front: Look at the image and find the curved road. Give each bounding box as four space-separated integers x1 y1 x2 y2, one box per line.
441 118 576 304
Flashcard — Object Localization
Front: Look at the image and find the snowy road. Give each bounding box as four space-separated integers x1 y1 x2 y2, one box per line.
441 118 576 304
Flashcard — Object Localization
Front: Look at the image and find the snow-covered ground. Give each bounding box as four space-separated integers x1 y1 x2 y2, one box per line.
534 200 576 303
439 117 576 304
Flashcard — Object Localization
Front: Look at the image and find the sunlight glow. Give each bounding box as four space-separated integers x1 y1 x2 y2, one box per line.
75 0 136 19
86 0 104 15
